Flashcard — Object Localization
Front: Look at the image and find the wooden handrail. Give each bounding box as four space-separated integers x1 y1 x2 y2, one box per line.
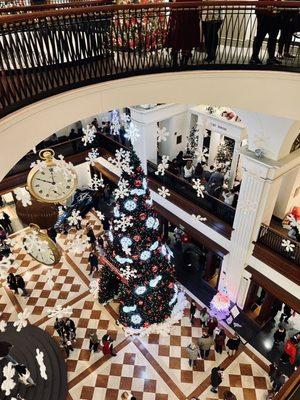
1 1 300 23
261 223 300 248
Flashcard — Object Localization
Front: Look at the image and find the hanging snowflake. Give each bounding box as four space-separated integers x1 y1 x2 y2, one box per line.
14 187 32 207
85 148 99 166
157 186 170 199
110 110 121 136
114 179 130 200
1 363 16 396
30 159 47 171
89 279 100 299
114 214 133 232
120 265 137 280
90 174 104 190
96 211 105 221
281 239 295 252
155 155 169 176
195 147 209 163
82 124 96 146
0 320 7 332
36 349 47 380
66 233 89 253
192 214 207 222
192 179 205 198
157 127 169 143
108 149 132 174
67 210 82 227
46 305 72 319
13 308 31 332
124 122 140 144
54 155 77 180
120 112 131 126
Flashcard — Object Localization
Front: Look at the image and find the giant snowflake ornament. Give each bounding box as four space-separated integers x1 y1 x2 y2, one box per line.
82 124 96 146
155 155 169 176
67 210 82 227
54 155 77 180
14 187 32 207
85 148 99 166
110 110 121 136
124 122 140 144
46 305 72 319
89 279 100 299
90 174 104 190
157 127 169 143
192 179 205 198
195 147 209 162
114 179 130 200
30 159 47 171
36 349 47 380
108 149 132 174
1 363 16 396
281 239 295 253
192 214 207 222
114 214 133 232
158 186 170 199
120 112 131 126
96 211 105 222
120 265 137 280
66 233 89 254
13 308 31 332
0 320 7 332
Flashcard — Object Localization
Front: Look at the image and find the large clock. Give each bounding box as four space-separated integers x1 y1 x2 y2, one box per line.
27 149 77 204
23 224 61 265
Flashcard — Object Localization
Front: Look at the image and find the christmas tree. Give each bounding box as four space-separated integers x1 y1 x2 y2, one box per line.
215 138 234 171
98 149 177 330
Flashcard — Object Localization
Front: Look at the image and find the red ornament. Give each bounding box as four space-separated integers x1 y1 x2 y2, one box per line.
133 235 141 242
144 322 150 327
140 213 147 220
181 234 189 243
132 254 139 260
136 166 142 173
168 282 174 289
135 180 142 187
138 300 143 305
152 266 158 273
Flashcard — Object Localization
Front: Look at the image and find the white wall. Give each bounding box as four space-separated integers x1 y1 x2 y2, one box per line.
159 113 188 159
274 166 300 219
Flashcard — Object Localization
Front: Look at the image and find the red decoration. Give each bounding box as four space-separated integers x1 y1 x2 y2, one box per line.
168 282 174 289
135 180 142 187
181 234 189 243
133 235 141 242
132 254 139 260
152 266 158 273
140 213 147 220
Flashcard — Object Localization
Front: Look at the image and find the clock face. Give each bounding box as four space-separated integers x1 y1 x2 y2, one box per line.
23 235 58 265
30 166 76 203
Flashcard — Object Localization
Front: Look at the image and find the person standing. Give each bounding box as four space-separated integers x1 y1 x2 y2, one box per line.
207 316 218 336
201 0 224 63
226 333 241 356
272 371 287 394
277 9 297 59
15 274 28 297
268 362 278 383
102 334 116 356
273 325 286 346
281 337 297 365
186 342 199 367
190 300 197 324
86 224 97 250
199 307 209 327
89 331 100 352
210 365 223 393
7 273 18 295
88 251 99 275
198 331 214 360
183 160 195 181
280 305 292 323
54 318 65 338
65 317 76 341
214 328 226 354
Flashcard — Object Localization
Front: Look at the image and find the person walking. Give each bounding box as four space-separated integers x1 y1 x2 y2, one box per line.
273 325 286 346
54 318 65 338
65 317 76 341
207 316 218 336
199 307 209 327
210 365 223 393
62 334 74 358
198 331 214 360
86 224 97 250
88 251 99 275
15 274 28 297
281 337 297 365
226 333 240 356
7 273 18 295
214 328 226 354
280 305 292 323
190 300 197 324
186 342 199 367
89 331 100 352
201 0 224 63
102 334 116 356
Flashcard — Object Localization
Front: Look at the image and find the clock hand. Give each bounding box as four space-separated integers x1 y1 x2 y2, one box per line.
50 170 55 184
36 178 53 184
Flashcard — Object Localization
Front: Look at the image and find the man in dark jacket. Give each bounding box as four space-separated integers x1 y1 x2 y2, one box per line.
210 366 224 393
15 274 28 297
273 325 286 346
88 251 99 275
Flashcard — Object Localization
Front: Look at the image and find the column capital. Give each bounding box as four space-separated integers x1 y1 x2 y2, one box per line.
240 148 279 181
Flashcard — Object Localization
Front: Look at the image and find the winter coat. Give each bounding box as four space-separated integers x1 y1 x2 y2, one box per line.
227 337 240 351
15 275 25 289
187 345 199 360
284 340 297 364
214 332 226 348
274 329 286 343
89 333 99 344
88 253 98 267
198 336 214 351
199 312 209 324
210 367 222 387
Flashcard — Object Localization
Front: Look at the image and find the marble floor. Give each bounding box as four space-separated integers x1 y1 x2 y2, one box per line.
0 212 273 400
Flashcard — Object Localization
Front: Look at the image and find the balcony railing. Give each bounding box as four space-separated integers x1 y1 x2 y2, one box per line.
147 160 236 226
0 1 300 117
257 223 300 266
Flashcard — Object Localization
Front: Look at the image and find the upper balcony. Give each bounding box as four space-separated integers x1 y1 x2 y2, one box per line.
0 1 300 118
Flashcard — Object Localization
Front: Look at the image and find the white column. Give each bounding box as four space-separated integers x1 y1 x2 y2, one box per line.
228 140 241 189
130 121 157 171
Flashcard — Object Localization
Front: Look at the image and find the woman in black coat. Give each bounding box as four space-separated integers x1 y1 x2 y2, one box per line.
210 366 223 393
227 334 241 356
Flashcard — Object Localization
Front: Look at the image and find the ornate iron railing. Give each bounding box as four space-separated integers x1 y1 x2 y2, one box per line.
257 223 300 265
0 1 299 117
147 160 236 226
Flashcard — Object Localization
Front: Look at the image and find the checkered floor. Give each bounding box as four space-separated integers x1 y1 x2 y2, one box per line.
0 212 272 400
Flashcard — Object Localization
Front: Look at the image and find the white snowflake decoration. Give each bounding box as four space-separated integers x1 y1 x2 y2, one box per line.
85 148 99 166
36 349 47 380
114 179 130 200
30 159 47 171
120 112 131 126
82 124 96 146
114 214 133 232
0 320 7 332
108 149 132 174
110 110 121 136
124 122 140 144
67 210 82 227
157 127 170 143
195 147 209 162
155 155 169 176
46 305 72 319
120 265 137 280
1 363 16 396
157 186 170 199
13 308 31 332
4 237 18 248
54 155 77 181
96 211 105 221
89 279 100 299
66 233 89 254
192 179 205 198
14 187 32 207
281 239 295 253
192 214 207 222
90 174 104 190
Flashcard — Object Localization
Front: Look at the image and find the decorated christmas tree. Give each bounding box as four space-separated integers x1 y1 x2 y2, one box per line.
98 149 177 330
215 138 234 171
